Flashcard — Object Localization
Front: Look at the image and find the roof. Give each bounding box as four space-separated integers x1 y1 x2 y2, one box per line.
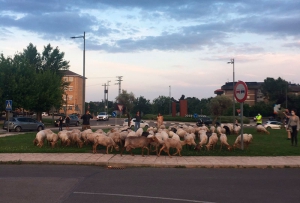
221 82 263 90
60 70 87 79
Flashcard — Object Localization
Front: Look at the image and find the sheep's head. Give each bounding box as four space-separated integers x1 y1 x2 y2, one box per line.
114 145 120 151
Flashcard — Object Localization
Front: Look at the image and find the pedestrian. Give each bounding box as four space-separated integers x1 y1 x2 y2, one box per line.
157 113 164 128
81 110 93 130
65 116 70 130
283 109 292 140
58 116 63 131
287 110 299 147
134 111 141 131
255 113 262 126
235 119 239 126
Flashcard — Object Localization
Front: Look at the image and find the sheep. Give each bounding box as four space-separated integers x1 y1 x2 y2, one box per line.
233 125 241 135
184 133 197 148
33 129 53 147
176 128 187 138
58 130 71 146
135 128 143 136
120 136 160 156
256 125 270 134
95 129 105 134
127 131 137 137
210 126 216 133
46 132 59 148
93 134 120 154
219 133 232 151
194 130 208 151
159 124 166 129
85 132 100 145
233 134 253 149
69 131 84 148
81 129 93 143
168 131 180 141
108 131 121 145
216 126 226 135
158 138 187 157
205 133 218 151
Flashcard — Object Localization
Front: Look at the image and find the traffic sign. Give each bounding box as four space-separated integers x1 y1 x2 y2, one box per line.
112 112 117 117
234 81 248 103
193 113 198 118
5 100 12 111
117 104 123 111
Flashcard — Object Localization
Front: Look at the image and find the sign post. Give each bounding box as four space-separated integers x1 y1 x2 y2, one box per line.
234 81 248 150
117 104 123 119
5 100 12 132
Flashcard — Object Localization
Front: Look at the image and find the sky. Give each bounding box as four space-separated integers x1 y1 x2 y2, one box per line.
1 0 300 103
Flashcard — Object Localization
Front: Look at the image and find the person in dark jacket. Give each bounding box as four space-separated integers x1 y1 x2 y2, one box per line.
80 110 93 130
58 116 63 131
65 116 70 130
134 111 141 131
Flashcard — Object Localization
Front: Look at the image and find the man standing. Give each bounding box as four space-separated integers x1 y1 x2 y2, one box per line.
134 111 141 131
255 113 262 126
284 109 292 140
81 110 93 130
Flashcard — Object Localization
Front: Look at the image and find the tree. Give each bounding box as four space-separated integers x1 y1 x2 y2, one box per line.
115 90 135 126
152 96 171 115
209 95 232 124
132 96 152 115
261 77 289 103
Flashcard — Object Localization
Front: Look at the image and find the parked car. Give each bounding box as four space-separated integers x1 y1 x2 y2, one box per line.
96 112 109 121
54 115 80 127
196 116 220 126
263 121 284 129
42 112 48 116
123 118 149 128
3 117 44 132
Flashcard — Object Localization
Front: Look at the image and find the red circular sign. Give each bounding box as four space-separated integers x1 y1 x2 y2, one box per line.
234 81 248 103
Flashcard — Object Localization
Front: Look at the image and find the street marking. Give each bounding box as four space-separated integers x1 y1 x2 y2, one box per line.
73 192 215 203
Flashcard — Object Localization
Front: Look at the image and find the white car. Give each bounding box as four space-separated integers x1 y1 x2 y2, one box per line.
42 112 48 116
263 121 283 129
123 118 149 128
96 112 109 121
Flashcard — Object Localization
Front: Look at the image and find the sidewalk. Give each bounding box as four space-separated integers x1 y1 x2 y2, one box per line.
1 153 300 168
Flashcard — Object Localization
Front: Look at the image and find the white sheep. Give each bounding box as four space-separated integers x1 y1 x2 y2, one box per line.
46 132 59 148
33 129 53 147
233 134 253 149
121 136 160 156
256 125 270 134
233 125 241 135
93 134 120 154
205 133 218 151
176 128 187 138
184 133 197 147
168 131 180 141
195 130 208 151
219 133 232 151
58 130 71 146
158 138 187 157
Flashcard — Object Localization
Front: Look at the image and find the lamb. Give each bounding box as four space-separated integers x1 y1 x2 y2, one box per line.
184 133 197 148
219 133 232 151
176 128 187 138
33 129 53 147
205 133 218 151
158 138 187 157
233 134 253 149
93 134 120 154
256 125 270 134
121 136 160 156
168 131 180 141
216 126 226 135
46 132 59 148
194 130 208 151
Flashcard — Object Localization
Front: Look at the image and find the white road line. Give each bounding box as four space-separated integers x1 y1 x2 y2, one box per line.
73 192 215 203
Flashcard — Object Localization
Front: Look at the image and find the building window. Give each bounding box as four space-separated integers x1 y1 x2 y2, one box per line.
68 106 72 110
64 86 68 91
63 95 67 100
69 77 73 81
68 95 73 101
69 86 73 91
63 77 68 82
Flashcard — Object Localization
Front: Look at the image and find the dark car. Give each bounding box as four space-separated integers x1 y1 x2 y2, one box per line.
54 115 80 127
3 117 44 132
196 116 220 126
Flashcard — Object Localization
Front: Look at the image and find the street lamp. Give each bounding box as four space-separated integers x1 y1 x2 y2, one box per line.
71 32 86 114
227 58 235 129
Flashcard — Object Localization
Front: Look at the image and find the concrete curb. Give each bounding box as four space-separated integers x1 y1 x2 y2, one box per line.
1 154 300 168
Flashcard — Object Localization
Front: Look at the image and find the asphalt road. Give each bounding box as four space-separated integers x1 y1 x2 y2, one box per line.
1 165 299 203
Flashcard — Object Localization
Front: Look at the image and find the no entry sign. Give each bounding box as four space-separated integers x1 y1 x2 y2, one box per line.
234 81 248 103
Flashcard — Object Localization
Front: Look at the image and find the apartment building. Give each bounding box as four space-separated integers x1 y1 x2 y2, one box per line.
59 70 84 115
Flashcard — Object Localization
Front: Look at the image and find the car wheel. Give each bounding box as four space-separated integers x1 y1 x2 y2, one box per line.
15 126 22 132
37 126 43 131
107 118 109 121
76 121 79 126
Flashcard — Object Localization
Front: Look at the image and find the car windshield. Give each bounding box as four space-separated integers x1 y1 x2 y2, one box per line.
99 112 106 115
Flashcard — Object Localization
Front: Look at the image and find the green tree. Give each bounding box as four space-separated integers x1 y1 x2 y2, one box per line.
152 96 171 115
132 96 152 115
261 77 289 104
209 95 232 124
115 90 135 126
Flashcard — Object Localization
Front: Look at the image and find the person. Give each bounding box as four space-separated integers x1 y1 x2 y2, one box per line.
80 110 93 130
134 111 141 131
287 110 299 147
255 113 262 126
58 116 63 131
65 116 70 130
283 109 292 140
157 113 164 128
235 119 239 126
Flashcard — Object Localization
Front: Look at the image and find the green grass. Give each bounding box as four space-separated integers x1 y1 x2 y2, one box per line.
0 128 299 156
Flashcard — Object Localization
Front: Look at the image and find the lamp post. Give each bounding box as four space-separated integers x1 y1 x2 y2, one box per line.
227 58 235 129
71 32 86 114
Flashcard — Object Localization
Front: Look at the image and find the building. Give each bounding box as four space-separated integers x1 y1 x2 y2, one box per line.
60 70 84 115
216 82 264 106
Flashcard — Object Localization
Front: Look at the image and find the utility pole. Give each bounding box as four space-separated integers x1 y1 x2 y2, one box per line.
169 85 171 115
107 80 111 113
102 83 107 112
115 76 123 98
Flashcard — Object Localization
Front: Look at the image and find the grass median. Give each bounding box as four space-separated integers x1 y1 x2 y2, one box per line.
0 128 299 156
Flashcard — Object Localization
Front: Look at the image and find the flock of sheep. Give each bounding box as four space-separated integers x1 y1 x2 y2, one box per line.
33 123 270 157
